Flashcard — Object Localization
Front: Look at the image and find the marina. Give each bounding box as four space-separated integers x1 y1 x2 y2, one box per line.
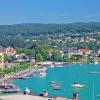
12 64 100 100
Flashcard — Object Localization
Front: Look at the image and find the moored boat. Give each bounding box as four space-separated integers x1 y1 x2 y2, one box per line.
39 72 46 77
0 83 20 93
72 83 85 88
49 81 59 85
52 85 61 91
0 88 20 93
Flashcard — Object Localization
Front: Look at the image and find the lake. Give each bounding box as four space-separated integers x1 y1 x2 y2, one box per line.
14 64 100 100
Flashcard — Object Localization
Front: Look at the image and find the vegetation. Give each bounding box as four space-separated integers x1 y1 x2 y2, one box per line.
0 22 100 35
0 63 32 77
0 22 100 48
4 54 13 62
52 52 63 62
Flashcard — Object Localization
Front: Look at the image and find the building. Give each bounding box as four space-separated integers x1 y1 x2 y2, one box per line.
0 52 4 69
78 48 91 56
68 50 82 58
3 47 16 56
14 53 30 62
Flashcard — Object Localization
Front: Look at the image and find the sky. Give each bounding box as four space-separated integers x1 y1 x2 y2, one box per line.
0 0 100 25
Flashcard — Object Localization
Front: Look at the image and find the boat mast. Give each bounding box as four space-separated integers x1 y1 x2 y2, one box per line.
93 83 94 100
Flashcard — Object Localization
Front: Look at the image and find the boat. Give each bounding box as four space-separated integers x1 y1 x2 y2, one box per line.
52 85 61 91
37 67 46 72
49 81 59 85
18 76 30 79
33 72 46 77
39 72 46 77
0 88 20 93
0 83 20 93
72 83 85 88
0 83 15 89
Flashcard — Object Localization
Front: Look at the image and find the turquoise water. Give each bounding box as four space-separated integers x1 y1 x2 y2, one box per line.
14 64 100 100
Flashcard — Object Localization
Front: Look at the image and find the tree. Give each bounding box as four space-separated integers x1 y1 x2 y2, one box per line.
63 55 69 62
24 49 35 57
4 54 12 62
16 48 25 54
52 51 63 62
35 45 49 61
36 54 43 62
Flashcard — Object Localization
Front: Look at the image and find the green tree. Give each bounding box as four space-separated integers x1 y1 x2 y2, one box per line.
24 49 35 57
16 48 25 54
52 51 63 62
4 54 12 62
35 45 49 61
63 55 69 62
36 54 43 62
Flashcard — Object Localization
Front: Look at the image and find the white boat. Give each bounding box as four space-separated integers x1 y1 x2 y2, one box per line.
52 85 61 91
37 68 46 72
49 81 59 85
72 83 85 88
39 72 46 77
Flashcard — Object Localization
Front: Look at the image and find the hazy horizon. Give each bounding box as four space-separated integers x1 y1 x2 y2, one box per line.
0 0 100 25
0 21 100 26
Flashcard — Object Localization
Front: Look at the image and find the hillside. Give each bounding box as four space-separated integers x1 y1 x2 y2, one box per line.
0 22 100 36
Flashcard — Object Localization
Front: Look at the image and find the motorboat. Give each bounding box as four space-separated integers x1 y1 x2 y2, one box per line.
39 72 46 77
0 83 14 89
37 67 46 72
18 76 30 79
49 81 59 85
0 88 20 93
0 83 20 93
33 72 46 77
52 85 61 91
72 83 85 88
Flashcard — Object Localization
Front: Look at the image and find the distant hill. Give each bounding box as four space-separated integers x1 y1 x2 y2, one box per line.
0 22 100 36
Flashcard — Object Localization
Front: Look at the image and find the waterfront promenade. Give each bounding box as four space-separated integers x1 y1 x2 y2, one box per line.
0 94 73 100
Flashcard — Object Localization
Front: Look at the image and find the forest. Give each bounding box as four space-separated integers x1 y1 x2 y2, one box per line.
0 22 100 48
0 22 100 36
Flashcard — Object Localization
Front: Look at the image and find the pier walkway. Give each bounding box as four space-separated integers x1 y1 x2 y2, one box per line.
0 94 73 100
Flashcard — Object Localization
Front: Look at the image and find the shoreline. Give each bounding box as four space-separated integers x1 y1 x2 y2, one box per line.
0 62 99 82
0 65 38 83
0 63 99 100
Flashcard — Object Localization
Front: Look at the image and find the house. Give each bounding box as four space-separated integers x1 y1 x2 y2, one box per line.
97 40 100 44
0 52 4 69
14 53 30 62
78 48 91 56
68 50 82 58
3 47 16 56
